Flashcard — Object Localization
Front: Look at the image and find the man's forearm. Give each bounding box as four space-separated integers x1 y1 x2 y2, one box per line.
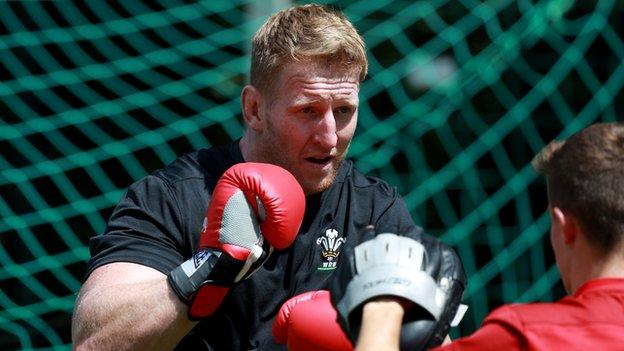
355 299 404 351
72 270 196 350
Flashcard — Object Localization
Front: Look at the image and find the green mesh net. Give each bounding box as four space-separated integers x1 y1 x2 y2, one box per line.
1 0 622 349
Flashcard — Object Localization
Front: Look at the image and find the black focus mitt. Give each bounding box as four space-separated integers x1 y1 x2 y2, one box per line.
329 225 466 350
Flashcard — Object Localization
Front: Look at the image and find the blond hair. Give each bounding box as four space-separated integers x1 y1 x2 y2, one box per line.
250 4 367 93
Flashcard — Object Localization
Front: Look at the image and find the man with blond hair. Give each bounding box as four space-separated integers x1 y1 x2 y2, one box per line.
71 4 465 350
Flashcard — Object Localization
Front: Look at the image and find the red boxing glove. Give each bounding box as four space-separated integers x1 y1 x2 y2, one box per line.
273 290 353 351
168 163 306 319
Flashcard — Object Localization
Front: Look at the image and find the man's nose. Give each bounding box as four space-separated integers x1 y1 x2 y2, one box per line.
313 110 338 149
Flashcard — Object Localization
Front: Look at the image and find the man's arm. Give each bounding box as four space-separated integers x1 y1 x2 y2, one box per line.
431 307 524 351
355 299 404 351
354 300 523 351
73 163 305 350
431 324 521 351
72 262 196 351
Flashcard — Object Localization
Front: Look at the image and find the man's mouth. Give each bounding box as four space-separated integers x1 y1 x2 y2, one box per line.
305 156 333 165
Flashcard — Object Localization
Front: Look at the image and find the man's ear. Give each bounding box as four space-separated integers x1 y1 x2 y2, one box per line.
241 85 263 131
552 206 578 245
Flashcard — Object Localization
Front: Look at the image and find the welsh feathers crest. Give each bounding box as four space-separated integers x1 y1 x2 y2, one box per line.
316 228 346 270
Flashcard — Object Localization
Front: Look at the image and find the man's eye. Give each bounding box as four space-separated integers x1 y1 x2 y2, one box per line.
335 106 353 115
301 107 314 114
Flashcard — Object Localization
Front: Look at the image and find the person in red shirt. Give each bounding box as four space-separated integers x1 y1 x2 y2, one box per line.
359 122 624 351
273 122 624 351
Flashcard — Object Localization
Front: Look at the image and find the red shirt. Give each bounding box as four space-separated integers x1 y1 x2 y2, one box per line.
434 278 624 351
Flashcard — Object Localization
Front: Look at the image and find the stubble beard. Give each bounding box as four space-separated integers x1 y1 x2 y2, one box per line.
259 130 348 196
262 144 344 195
305 154 343 195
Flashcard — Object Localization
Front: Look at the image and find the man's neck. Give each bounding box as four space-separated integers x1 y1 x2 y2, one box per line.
592 251 624 279
239 133 253 162
570 248 624 294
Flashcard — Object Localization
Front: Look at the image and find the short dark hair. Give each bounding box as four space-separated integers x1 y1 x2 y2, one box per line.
532 122 624 253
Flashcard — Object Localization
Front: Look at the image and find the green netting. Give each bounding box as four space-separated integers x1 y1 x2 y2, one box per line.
1 0 622 349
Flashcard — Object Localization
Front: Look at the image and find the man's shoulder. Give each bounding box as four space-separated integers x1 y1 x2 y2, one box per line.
343 160 397 196
485 295 594 328
153 150 204 185
152 141 243 187
486 302 562 324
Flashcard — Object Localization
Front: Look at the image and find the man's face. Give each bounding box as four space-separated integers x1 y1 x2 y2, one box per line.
253 62 360 194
